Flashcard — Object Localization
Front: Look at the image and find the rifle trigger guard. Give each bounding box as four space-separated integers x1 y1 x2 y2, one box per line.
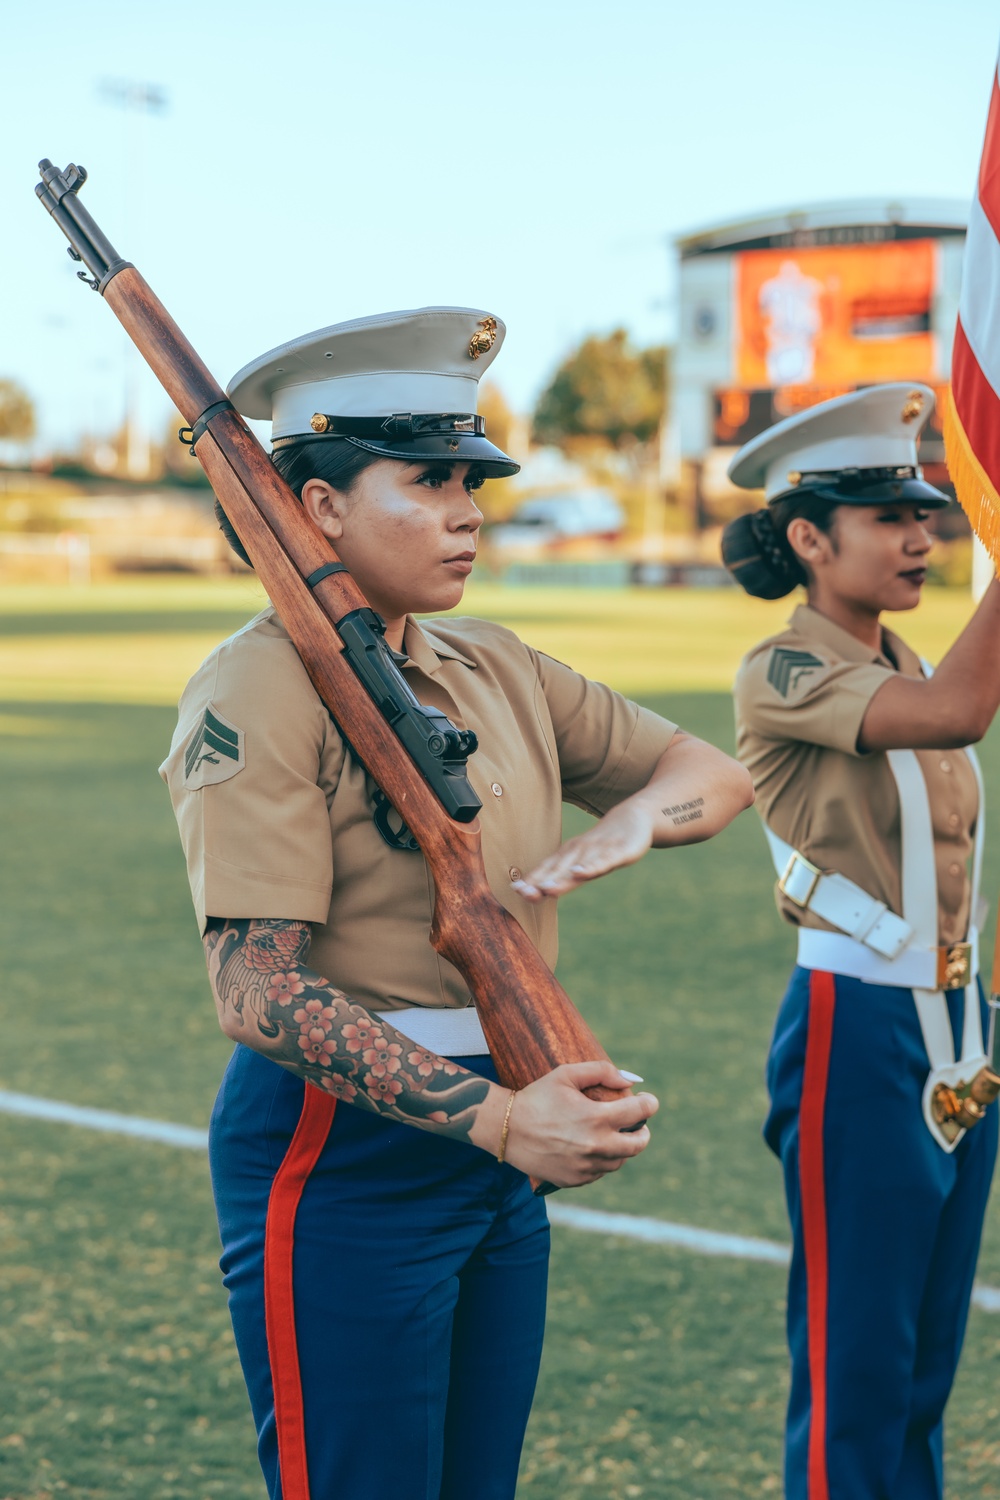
372 788 421 852
178 399 235 455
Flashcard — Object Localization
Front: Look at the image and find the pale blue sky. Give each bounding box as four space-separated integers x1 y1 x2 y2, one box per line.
3 0 999 452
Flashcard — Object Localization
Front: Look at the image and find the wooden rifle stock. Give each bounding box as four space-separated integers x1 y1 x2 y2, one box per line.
35 163 628 1190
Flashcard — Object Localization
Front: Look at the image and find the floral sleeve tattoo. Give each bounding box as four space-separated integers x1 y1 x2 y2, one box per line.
203 917 490 1141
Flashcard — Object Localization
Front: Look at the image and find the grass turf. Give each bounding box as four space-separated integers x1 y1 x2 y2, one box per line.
0 576 981 701
1 579 999 1498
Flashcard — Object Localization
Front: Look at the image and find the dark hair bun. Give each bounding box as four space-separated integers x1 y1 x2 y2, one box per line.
721 509 803 599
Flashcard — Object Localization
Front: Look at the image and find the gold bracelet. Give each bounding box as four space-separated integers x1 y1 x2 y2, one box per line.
497 1088 517 1164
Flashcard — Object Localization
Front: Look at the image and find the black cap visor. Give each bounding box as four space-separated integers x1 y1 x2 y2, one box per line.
770 468 948 510
342 431 519 477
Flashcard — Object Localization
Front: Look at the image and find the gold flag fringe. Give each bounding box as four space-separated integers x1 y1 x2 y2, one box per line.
943 385 1000 570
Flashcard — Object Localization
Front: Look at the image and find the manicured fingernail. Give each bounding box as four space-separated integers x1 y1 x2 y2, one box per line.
617 1069 644 1083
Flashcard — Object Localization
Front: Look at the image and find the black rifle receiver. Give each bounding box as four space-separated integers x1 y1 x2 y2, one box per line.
337 608 482 823
34 157 483 828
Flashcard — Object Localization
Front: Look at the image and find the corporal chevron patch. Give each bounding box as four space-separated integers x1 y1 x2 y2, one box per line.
766 647 825 699
183 704 245 789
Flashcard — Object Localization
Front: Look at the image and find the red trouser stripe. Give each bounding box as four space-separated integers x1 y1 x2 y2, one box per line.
801 970 835 1500
264 1084 337 1500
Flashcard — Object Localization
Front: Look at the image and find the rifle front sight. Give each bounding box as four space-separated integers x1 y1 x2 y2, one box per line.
35 159 132 294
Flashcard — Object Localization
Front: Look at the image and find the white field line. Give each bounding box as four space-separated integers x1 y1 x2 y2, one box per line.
0 1089 209 1149
3 1087 1000 1314
545 1202 791 1264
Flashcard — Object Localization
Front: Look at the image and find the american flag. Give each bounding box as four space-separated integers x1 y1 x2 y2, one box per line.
945 47 1000 564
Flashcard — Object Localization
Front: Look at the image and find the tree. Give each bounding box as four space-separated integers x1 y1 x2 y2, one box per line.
474 383 522 523
477 381 515 459
532 330 668 451
0 379 36 445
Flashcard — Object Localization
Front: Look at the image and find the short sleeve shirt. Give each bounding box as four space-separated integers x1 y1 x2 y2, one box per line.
733 604 979 946
160 609 678 1012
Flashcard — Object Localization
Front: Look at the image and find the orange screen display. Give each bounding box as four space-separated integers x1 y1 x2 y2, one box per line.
736 240 939 389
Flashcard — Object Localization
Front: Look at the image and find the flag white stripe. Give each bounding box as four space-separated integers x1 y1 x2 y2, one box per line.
958 191 1000 404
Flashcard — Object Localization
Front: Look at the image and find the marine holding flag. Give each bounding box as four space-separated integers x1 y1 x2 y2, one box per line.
721 380 1000 1499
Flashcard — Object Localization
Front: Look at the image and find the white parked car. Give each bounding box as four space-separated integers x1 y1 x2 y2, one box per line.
489 490 625 547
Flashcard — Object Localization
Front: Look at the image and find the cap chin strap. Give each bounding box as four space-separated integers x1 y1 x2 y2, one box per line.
306 412 485 441
802 463 922 489
768 464 926 505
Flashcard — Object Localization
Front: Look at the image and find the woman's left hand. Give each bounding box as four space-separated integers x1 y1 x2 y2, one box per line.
511 732 754 903
512 800 655 901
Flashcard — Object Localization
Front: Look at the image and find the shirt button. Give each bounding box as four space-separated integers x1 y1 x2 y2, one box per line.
949 862 962 877
940 759 952 773
509 866 522 882
491 782 503 797
949 813 961 829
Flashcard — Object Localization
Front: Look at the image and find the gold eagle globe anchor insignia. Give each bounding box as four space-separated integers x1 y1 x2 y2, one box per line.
468 317 498 360
901 391 925 424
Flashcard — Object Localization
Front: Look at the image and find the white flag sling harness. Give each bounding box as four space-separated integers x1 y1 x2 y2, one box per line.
763 714 994 1151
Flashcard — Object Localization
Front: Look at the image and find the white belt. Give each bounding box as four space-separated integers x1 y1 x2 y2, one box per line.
374 1005 488 1057
767 830 912 959
796 927 980 993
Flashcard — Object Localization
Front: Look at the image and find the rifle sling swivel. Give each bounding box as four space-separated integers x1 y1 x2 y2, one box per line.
178 399 236 456
305 563 350 587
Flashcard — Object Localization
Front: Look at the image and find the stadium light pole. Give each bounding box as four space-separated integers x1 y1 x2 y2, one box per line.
97 79 169 481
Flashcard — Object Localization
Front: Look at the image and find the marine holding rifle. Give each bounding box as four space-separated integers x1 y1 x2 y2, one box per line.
159 308 753 1500
722 384 1000 1500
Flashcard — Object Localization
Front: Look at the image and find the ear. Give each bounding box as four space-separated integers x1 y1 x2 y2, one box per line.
301 479 347 541
785 516 832 568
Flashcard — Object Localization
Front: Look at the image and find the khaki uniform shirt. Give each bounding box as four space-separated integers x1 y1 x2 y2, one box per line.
160 609 678 1012
734 604 979 947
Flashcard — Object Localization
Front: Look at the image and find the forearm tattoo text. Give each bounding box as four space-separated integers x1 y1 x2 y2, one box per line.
203 917 489 1140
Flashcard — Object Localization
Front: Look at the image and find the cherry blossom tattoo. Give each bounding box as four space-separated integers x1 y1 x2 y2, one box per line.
203 917 490 1140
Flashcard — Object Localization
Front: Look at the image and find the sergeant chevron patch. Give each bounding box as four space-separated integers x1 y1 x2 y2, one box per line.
767 648 824 699
183 704 245 789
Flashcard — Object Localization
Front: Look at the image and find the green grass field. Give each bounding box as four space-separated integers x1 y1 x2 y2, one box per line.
2 579 1000 1499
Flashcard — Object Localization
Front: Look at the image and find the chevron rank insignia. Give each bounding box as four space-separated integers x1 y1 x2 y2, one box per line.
183 704 245 789
767 648 825 699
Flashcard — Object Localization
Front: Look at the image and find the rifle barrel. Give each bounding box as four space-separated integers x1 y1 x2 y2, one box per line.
35 161 629 1194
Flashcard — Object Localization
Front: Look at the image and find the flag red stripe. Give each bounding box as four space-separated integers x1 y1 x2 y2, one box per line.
800 970 835 1500
978 67 1000 243
952 316 1000 490
264 1085 337 1500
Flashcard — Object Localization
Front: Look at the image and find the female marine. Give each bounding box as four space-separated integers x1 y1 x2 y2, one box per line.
722 382 1000 1500
161 306 753 1500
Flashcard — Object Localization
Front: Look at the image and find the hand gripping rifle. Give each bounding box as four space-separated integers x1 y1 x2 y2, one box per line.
35 159 631 1192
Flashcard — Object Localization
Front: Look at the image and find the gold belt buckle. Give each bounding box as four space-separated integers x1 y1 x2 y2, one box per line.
778 852 821 908
936 942 972 991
